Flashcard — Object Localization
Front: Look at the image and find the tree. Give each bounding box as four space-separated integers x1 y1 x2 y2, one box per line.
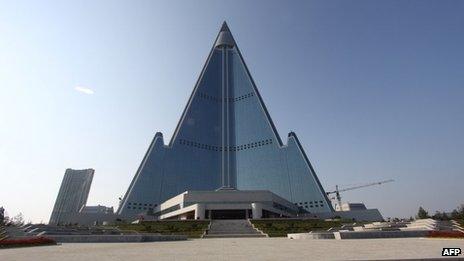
416 206 429 219
0 207 10 225
432 211 442 220
441 212 450 221
432 211 450 221
11 213 24 226
457 204 464 218
450 204 464 219
0 207 4 224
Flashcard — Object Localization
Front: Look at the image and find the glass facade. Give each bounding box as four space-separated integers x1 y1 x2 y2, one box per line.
118 23 333 218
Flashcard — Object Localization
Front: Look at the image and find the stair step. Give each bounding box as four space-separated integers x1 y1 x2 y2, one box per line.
207 231 261 234
203 219 267 238
203 234 267 238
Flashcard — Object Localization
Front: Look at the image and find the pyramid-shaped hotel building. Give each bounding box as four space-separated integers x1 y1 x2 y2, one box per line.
118 22 335 220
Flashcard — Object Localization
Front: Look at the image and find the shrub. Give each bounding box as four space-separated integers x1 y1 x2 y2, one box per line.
115 220 210 238
0 236 56 248
250 219 342 237
427 231 464 238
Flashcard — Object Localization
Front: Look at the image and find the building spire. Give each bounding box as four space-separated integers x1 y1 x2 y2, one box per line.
215 21 235 48
220 21 230 32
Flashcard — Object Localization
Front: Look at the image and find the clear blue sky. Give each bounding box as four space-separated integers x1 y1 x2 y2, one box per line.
0 0 463 223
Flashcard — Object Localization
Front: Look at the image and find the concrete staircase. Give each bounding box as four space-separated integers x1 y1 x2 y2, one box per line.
451 220 464 233
4 225 28 238
0 225 8 241
203 220 267 238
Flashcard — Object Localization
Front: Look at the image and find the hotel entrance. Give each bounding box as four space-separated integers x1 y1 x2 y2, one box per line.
209 209 250 219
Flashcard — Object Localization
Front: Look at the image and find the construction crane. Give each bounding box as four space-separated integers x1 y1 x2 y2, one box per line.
326 179 394 210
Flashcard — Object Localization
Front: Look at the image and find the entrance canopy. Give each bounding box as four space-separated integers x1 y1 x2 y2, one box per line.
148 190 300 220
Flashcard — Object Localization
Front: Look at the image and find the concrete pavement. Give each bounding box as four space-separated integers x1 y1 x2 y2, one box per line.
1 237 463 260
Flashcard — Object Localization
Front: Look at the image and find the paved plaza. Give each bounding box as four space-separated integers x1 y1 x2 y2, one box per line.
1 237 463 260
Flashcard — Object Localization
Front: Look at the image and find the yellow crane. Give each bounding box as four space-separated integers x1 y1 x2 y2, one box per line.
326 179 394 210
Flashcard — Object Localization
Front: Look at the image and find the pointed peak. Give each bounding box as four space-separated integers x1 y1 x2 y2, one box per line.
215 21 235 48
220 21 230 32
